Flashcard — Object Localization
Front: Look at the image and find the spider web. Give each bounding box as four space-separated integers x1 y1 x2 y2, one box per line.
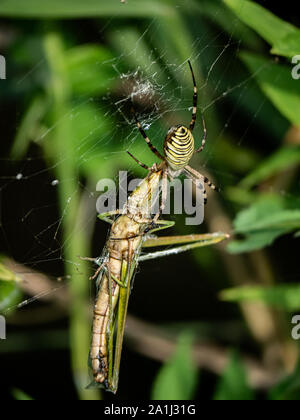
0 9 290 316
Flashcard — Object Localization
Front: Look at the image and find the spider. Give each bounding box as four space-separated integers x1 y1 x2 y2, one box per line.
127 60 219 222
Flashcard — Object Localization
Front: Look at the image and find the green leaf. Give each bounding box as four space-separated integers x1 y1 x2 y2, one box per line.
0 280 21 313
241 52 300 126
269 356 300 400
151 332 198 400
220 284 300 311
66 45 115 96
0 0 172 18
240 146 300 189
11 96 47 159
228 230 286 254
0 261 20 283
272 32 300 59
224 0 299 58
228 196 300 253
232 195 283 232
12 389 34 401
237 210 300 233
0 262 21 312
214 351 254 400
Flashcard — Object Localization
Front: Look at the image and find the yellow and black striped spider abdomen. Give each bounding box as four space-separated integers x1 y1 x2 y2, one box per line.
164 125 195 171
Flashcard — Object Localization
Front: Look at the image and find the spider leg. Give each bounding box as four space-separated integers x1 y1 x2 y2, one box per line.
127 151 150 171
203 188 208 205
203 176 219 192
188 60 198 132
184 170 208 204
185 165 219 192
187 61 207 153
194 114 207 154
131 108 164 161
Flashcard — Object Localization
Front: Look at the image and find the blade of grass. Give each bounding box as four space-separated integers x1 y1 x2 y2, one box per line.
241 52 300 126
11 96 47 159
224 0 299 57
43 33 99 400
12 389 34 401
151 332 198 400
0 0 173 18
214 351 255 400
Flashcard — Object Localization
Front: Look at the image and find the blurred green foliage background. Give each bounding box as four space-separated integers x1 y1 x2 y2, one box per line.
0 0 300 401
